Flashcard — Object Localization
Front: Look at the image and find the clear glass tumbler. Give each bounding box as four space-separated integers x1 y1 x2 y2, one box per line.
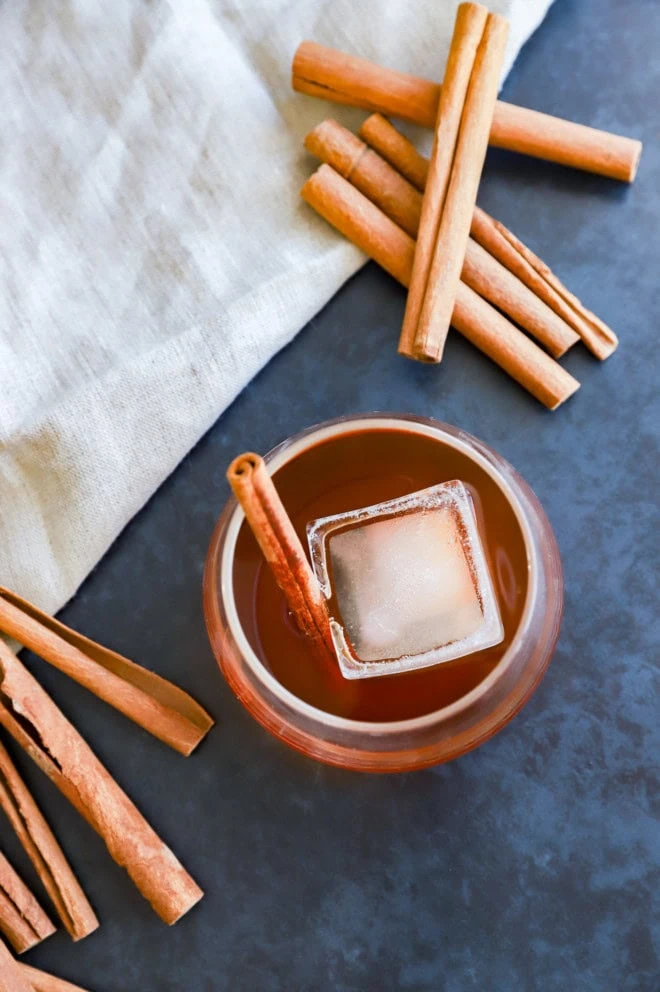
203 414 563 772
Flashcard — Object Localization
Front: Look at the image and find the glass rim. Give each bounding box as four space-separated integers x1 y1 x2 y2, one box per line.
217 413 539 735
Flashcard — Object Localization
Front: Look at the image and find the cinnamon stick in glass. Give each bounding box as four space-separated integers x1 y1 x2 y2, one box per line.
0 740 98 942
359 113 618 359
0 588 213 757
305 119 578 358
402 5 508 363
292 41 642 183
0 850 55 954
0 641 203 925
301 165 579 410
227 454 333 654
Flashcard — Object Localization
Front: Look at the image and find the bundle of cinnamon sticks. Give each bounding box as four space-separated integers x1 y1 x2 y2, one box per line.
0 587 214 960
294 2 638 409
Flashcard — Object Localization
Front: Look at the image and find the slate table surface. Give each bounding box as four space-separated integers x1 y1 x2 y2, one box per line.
9 0 659 989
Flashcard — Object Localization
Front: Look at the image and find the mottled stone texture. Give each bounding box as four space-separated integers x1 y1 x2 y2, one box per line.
10 0 658 988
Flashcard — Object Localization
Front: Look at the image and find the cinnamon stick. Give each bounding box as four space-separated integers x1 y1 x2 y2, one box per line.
0 850 55 954
305 120 421 238
0 641 203 925
0 939 90 992
460 241 580 359
359 113 617 359
0 937 32 992
358 114 430 191
402 5 509 363
19 964 90 992
301 165 579 409
292 41 643 182
400 2 488 361
306 119 578 358
470 207 618 358
0 589 213 757
0 740 98 942
227 454 333 653
303 165 413 284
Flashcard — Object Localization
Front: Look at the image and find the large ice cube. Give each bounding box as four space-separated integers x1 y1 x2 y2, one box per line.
307 481 504 679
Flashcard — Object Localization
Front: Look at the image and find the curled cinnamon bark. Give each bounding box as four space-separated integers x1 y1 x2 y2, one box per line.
0 740 98 942
0 588 213 757
0 850 55 953
0 641 203 925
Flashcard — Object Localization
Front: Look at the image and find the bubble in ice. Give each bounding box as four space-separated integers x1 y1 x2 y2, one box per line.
306 481 504 680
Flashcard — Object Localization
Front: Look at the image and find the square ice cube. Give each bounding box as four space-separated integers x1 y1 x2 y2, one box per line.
307 481 504 680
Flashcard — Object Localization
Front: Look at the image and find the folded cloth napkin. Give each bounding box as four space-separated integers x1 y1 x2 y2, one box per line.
0 0 552 615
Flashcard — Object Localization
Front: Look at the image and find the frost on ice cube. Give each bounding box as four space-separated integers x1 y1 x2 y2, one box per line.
306 481 504 680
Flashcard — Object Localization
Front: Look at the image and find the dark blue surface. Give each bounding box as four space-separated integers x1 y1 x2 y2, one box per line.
9 0 659 988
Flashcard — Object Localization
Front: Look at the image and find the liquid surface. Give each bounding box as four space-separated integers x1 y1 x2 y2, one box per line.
232 427 528 722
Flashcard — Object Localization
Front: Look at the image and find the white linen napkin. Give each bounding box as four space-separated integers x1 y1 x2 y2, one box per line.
0 0 553 614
